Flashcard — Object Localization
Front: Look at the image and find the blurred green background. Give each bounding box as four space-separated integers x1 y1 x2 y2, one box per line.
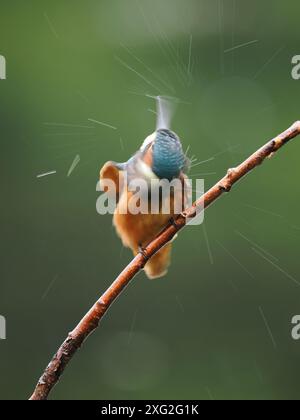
0 0 300 400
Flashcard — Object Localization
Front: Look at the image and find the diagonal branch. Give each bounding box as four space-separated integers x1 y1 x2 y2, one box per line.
29 121 300 400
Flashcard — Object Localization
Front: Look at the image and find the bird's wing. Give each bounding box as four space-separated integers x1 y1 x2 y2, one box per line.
99 161 124 203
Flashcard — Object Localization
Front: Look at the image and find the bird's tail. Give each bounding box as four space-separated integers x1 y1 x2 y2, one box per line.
144 243 172 279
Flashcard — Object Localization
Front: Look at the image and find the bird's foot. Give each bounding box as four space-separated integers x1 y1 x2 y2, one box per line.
138 244 148 259
169 217 178 228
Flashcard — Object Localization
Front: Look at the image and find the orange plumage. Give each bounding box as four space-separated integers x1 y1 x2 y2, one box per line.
99 129 189 279
100 163 188 279
114 186 174 279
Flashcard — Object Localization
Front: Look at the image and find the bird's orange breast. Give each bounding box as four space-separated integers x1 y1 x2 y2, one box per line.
113 188 173 252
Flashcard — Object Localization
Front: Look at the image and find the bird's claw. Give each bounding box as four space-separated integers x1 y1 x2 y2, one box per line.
138 244 147 259
169 217 178 228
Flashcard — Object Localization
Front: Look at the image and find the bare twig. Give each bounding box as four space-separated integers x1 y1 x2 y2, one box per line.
29 121 300 400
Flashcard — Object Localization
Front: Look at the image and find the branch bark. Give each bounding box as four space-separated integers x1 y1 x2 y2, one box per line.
29 121 300 400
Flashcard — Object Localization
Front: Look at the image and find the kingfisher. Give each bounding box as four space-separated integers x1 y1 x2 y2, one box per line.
100 104 190 279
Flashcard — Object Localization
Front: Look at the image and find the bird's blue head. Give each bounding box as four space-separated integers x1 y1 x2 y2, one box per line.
149 129 187 180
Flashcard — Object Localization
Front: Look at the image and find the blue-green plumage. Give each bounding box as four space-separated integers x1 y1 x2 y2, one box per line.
111 129 189 182
152 129 186 180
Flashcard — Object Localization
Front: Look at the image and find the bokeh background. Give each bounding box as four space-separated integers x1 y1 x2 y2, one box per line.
0 0 300 400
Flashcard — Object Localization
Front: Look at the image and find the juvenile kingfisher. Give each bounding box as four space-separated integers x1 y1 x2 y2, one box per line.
100 128 190 279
